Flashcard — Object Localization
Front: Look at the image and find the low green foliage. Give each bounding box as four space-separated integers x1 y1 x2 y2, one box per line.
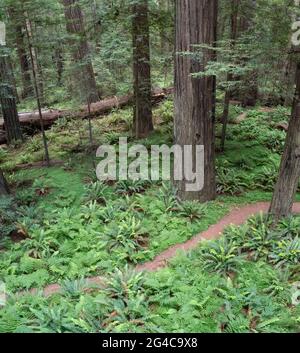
201 237 243 275
224 213 300 270
156 182 178 212
115 179 150 196
0 196 17 238
83 181 109 205
0 101 299 333
216 167 249 195
0 148 8 163
178 200 207 222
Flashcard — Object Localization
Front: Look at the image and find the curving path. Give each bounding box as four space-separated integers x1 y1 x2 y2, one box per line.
29 202 300 298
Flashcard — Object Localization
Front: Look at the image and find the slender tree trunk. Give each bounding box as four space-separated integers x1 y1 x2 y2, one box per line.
62 0 99 103
28 19 44 104
0 52 23 144
158 0 172 54
87 99 93 146
239 0 258 107
174 0 218 202
220 0 239 152
132 0 153 138
24 13 50 166
7 58 19 103
269 61 300 220
15 23 32 99
0 169 9 196
8 7 33 99
53 46 64 86
91 0 101 53
22 16 44 105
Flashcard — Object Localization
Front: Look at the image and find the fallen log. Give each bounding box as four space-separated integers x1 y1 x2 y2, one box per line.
0 87 173 137
12 159 65 171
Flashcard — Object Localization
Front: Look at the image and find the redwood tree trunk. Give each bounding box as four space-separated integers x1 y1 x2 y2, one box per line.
282 55 296 107
132 0 153 138
0 53 23 144
269 61 300 220
174 0 218 202
63 0 99 103
0 169 9 196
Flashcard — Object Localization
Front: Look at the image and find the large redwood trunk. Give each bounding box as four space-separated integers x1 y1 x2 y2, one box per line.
269 62 300 220
0 53 23 144
132 0 153 138
174 0 218 202
62 0 99 103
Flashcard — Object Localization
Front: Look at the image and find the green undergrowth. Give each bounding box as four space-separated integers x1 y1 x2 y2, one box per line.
1 100 299 293
1 100 299 332
1 213 300 333
1 165 271 293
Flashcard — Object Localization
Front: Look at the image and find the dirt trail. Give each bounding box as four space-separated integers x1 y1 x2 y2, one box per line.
29 202 300 297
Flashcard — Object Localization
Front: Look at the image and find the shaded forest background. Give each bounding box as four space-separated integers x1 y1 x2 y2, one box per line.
0 0 297 111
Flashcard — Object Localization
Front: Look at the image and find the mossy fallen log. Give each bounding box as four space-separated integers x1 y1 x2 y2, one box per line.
0 88 173 143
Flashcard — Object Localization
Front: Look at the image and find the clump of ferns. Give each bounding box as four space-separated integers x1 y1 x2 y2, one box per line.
116 195 145 218
223 213 278 261
22 229 60 259
200 237 244 276
269 237 300 268
83 181 108 205
98 205 117 224
178 200 207 222
80 201 102 223
115 179 151 196
104 217 148 262
102 267 151 331
157 182 179 212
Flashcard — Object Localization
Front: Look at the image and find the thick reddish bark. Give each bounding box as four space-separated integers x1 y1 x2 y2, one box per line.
174 0 218 202
269 62 300 220
132 0 153 138
0 53 23 144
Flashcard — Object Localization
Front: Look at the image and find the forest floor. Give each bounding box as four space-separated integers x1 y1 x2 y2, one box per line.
25 201 300 298
1 98 300 333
